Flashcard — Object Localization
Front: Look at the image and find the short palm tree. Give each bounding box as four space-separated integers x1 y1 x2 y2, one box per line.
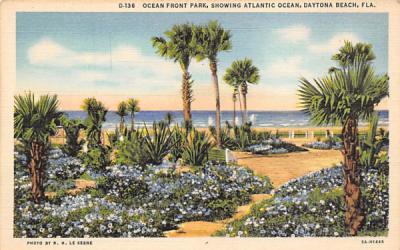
127 98 140 131
81 97 108 148
298 47 388 235
151 23 196 124
224 58 260 124
116 101 128 131
193 20 232 147
14 92 62 203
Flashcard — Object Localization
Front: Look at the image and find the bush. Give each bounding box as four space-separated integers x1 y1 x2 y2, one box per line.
114 130 149 167
79 146 111 169
182 129 214 166
142 122 174 165
60 116 86 157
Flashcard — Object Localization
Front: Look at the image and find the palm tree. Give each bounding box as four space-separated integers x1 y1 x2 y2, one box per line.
14 92 62 203
193 20 232 147
225 80 240 128
127 98 140 131
329 40 376 73
224 58 260 124
298 45 388 235
151 23 196 124
116 101 128 131
81 97 108 148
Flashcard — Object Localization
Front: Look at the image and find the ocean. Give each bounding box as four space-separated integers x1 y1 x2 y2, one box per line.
63 110 389 129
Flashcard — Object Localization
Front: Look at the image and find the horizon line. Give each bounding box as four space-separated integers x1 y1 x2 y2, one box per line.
60 109 389 112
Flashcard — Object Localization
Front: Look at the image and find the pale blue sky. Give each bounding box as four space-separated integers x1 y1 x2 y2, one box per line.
16 12 388 110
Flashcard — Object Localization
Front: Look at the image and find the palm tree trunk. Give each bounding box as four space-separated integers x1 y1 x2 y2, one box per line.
233 94 236 128
120 117 124 132
342 116 364 235
29 142 46 204
210 61 221 148
238 88 244 125
182 71 192 124
241 83 248 124
131 113 135 131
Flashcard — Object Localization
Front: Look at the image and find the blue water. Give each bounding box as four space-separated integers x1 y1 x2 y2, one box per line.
63 110 389 129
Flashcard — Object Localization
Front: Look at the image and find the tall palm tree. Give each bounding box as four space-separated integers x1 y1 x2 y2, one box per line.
116 101 128 131
127 98 140 131
14 92 62 203
151 23 196 124
193 20 232 147
298 50 388 235
225 80 240 128
224 58 260 124
81 97 108 148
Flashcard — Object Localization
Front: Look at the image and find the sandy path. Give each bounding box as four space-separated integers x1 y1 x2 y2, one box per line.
165 142 342 237
164 194 271 237
234 148 342 188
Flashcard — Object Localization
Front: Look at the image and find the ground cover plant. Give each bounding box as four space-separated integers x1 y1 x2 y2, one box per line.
14 147 273 238
302 135 343 150
209 123 307 155
215 162 388 237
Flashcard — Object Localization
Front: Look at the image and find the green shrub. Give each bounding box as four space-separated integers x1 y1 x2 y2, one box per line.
169 125 186 162
209 125 237 150
182 129 214 166
234 126 251 150
142 122 175 165
79 146 111 169
359 113 389 169
60 116 86 157
114 129 149 167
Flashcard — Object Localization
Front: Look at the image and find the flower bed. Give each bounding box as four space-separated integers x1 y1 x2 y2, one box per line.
14 149 273 238
302 141 342 150
246 138 307 155
215 164 388 237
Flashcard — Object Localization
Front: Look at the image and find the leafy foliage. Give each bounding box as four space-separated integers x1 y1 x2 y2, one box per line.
182 129 214 166
114 129 149 167
81 98 108 148
142 122 175 165
14 92 62 149
79 146 111 169
60 115 86 156
359 113 389 169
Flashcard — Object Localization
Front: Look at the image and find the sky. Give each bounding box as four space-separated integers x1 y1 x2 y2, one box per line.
16 12 388 111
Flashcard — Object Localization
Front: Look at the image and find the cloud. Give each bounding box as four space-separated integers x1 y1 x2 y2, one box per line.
308 32 361 54
27 38 169 68
77 71 108 82
265 56 313 79
275 25 311 43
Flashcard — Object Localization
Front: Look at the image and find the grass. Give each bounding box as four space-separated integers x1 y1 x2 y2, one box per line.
208 148 225 162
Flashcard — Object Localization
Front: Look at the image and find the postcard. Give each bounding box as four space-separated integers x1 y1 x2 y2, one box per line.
1 0 399 249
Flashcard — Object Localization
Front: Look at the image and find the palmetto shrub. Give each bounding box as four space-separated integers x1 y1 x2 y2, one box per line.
182 129 214 166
